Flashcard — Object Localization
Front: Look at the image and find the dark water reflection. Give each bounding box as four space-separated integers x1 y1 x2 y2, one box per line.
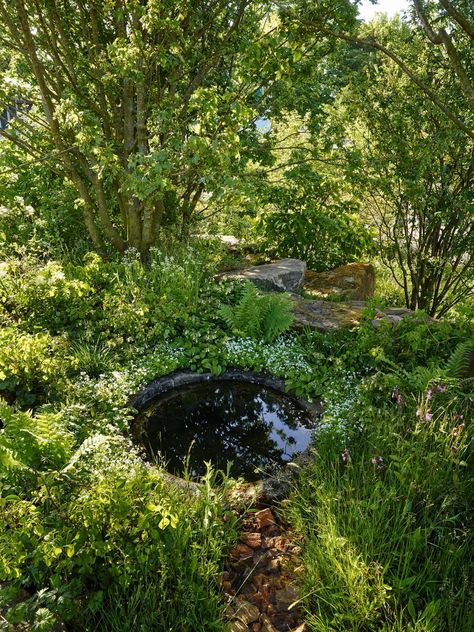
136 381 314 481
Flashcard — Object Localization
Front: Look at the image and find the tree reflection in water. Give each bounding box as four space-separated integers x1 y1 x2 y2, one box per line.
137 381 314 481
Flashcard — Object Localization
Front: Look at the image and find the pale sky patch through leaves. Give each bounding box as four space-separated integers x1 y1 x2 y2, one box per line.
358 0 410 22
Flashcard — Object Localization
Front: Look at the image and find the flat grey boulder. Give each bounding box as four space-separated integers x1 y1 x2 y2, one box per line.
292 296 364 332
291 296 432 333
222 258 306 293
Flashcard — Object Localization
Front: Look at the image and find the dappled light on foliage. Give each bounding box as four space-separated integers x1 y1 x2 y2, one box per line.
0 1 472 630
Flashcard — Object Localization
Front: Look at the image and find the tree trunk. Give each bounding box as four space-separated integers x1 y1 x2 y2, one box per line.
127 200 143 252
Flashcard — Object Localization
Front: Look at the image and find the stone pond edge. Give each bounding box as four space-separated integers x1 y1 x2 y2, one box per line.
129 369 322 500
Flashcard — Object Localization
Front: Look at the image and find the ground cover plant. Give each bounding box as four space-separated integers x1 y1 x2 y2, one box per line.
0 1 473 631
0 238 472 630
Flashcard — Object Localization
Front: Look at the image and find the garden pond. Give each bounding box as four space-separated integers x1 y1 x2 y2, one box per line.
134 378 316 481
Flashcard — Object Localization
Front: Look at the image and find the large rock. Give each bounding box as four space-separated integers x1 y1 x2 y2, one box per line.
371 306 421 327
219 234 240 247
292 297 364 332
304 263 375 301
222 258 306 293
291 296 430 333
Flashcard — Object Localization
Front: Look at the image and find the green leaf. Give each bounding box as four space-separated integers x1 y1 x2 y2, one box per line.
407 598 416 621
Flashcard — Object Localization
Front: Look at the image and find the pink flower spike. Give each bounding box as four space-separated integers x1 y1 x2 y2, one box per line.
437 384 446 393
341 448 350 463
416 408 422 417
425 411 433 422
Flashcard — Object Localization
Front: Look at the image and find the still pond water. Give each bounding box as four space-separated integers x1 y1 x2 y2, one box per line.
136 381 314 481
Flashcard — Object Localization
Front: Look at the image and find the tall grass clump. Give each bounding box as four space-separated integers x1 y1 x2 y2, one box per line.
287 379 473 632
87 464 238 632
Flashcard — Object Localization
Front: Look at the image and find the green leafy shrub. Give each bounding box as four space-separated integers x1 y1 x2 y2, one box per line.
0 257 96 334
0 243 222 363
255 163 376 272
0 142 88 260
258 205 375 271
0 401 74 477
0 443 237 631
0 327 69 404
219 283 294 342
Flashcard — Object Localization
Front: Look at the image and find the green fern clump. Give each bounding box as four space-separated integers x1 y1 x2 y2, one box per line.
381 338 474 401
220 283 262 339
219 283 294 342
0 401 74 474
445 340 474 378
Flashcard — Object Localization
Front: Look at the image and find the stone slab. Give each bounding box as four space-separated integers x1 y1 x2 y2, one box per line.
291 296 431 332
304 262 375 301
222 258 306 293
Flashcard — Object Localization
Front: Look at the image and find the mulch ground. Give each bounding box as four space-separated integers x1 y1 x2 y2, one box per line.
222 485 306 632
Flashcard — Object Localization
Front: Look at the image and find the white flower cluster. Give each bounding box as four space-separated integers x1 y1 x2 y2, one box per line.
64 371 137 437
63 433 144 482
125 343 186 386
73 370 136 405
223 337 261 367
316 370 367 441
64 344 188 437
0 196 35 219
262 337 313 376
223 335 312 378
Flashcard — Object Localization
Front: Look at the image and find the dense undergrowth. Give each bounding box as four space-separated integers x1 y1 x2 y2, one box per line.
1 2 472 627
0 241 472 631
287 359 473 631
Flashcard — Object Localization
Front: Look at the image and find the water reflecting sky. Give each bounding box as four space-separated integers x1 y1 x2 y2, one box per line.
136 381 314 481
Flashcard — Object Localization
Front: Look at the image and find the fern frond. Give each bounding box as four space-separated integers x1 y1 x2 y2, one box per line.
235 284 262 339
0 402 73 472
445 341 474 378
219 283 294 341
219 304 235 330
380 357 412 384
0 443 24 471
406 366 443 392
261 294 294 342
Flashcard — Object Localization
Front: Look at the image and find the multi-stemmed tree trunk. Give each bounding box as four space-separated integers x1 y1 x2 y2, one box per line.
0 0 271 256
336 17 474 317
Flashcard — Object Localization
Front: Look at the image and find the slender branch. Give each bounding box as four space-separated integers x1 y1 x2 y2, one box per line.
413 0 474 107
439 0 474 39
301 23 474 139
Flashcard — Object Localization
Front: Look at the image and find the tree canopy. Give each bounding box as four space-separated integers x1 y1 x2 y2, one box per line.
0 0 358 256
323 15 474 316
